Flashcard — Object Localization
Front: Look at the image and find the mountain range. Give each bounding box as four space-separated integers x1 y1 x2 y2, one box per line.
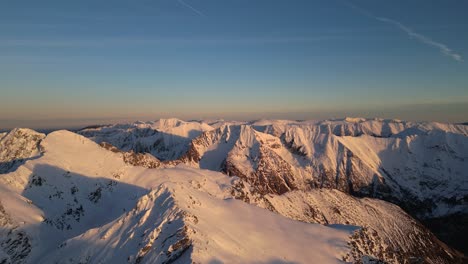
0 117 466 263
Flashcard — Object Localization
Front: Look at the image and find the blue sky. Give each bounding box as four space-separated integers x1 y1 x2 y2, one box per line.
1 0 467 128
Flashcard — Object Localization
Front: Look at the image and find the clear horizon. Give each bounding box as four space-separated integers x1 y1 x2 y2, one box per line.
1 0 468 129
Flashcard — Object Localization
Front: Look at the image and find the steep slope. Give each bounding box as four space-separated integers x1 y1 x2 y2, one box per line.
79 118 213 161
0 128 45 173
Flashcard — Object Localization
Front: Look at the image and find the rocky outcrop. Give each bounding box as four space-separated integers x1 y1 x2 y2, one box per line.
0 202 32 264
0 128 45 174
99 142 162 168
224 146 298 195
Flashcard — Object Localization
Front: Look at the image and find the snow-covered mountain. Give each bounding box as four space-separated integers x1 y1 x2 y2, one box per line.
78 118 213 161
0 118 466 263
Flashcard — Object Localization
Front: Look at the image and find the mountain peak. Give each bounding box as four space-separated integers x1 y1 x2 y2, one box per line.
153 118 185 128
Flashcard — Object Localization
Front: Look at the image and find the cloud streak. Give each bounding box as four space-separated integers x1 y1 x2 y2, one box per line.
346 1 463 62
177 0 206 17
376 17 463 62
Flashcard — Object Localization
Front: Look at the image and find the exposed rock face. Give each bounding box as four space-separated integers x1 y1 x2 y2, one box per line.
224 145 298 195
0 128 45 173
179 124 234 164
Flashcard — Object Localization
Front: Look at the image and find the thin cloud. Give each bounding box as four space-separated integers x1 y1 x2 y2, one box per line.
177 0 206 17
346 1 463 62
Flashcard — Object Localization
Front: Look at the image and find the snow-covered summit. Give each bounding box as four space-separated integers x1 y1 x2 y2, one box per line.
78 119 214 161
